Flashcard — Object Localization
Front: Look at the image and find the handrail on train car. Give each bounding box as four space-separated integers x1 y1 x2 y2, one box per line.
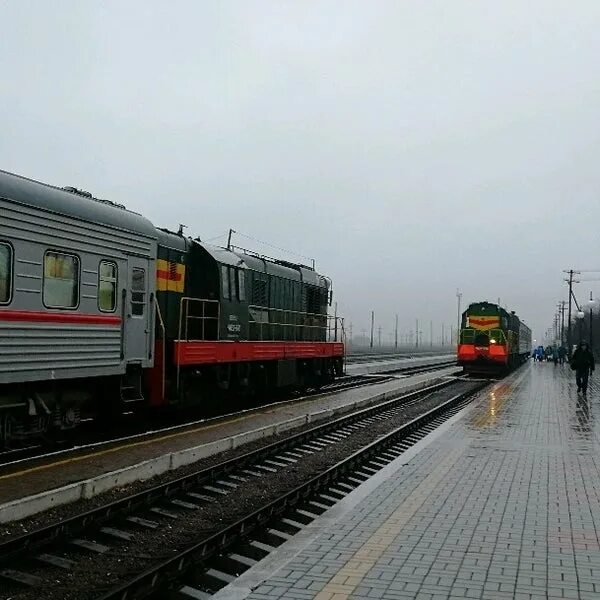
155 300 166 401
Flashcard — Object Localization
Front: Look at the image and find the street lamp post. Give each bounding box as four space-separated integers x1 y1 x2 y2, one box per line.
589 292 596 352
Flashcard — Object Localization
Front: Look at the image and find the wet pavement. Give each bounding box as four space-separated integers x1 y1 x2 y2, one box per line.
219 362 600 600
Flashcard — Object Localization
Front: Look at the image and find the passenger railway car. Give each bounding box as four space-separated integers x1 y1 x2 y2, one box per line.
0 170 344 444
457 301 531 374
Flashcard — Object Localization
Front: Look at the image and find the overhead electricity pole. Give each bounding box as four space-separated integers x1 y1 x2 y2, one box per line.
370 311 374 348
395 314 398 349
557 301 566 346
415 319 419 348
377 326 382 347
456 289 462 342
564 270 580 355
441 323 445 347
430 321 433 348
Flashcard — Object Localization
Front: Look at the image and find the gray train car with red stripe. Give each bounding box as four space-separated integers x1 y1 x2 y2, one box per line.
0 170 156 441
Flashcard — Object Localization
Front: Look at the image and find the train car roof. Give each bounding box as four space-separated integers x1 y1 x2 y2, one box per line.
156 228 189 252
0 169 157 238
195 241 329 287
197 242 247 268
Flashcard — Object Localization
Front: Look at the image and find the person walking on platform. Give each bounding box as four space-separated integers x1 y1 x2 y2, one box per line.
571 341 595 396
558 345 567 365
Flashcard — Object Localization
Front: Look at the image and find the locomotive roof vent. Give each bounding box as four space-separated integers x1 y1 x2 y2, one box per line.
63 185 92 198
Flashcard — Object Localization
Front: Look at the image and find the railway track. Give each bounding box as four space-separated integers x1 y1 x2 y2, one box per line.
346 351 453 364
0 360 457 471
0 376 485 600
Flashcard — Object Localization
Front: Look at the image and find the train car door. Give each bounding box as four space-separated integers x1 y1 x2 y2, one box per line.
125 259 151 363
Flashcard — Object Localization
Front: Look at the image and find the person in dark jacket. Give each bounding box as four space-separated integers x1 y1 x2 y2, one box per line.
558 345 567 365
571 342 595 395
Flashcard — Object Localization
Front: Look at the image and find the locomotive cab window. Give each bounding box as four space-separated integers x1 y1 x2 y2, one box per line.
221 265 230 300
98 261 117 312
237 269 246 302
131 268 146 316
229 267 236 301
0 243 12 304
43 251 79 309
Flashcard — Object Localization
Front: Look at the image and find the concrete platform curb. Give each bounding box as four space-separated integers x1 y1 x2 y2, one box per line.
0 371 455 524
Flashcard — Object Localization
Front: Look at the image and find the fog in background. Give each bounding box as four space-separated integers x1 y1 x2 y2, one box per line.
2 1 600 343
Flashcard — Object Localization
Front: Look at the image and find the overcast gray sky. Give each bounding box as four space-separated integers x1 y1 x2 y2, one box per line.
2 1 599 343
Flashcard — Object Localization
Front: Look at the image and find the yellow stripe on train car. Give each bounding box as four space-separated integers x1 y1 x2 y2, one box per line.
156 258 185 293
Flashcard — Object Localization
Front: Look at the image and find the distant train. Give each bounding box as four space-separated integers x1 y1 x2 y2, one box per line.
0 170 344 444
457 301 531 374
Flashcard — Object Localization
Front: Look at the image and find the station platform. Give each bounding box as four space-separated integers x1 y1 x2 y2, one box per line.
217 362 600 600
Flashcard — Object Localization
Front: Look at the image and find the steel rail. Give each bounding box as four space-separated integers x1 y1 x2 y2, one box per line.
98 380 488 600
0 378 458 564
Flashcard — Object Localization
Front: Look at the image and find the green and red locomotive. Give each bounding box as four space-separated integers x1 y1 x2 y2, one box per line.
148 229 344 408
457 301 531 374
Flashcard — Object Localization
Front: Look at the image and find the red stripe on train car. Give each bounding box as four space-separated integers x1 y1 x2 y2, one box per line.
0 309 122 326
157 269 182 282
173 341 345 366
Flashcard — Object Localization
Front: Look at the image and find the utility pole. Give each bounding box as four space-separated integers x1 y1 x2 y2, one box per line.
564 270 580 355
395 314 398 349
441 323 445 347
370 311 374 348
377 326 382 347
415 319 419 349
557 301 566 346
430 320 433 348
456 289 462 341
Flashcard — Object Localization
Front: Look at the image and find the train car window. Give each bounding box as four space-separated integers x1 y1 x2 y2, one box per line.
98 261 117 312
229 267 236 301
221 265 230 300
0 243 12 304
238 270 246 302
131 268 145 316
43 251 79 309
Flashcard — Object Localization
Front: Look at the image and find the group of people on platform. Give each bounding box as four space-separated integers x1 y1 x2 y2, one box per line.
532 345 567 364
532 342 595 396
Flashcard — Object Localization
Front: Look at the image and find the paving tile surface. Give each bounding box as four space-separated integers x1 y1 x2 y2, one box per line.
246 363 600 599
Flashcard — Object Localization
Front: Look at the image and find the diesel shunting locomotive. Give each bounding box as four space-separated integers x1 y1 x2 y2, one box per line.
457 301 531 374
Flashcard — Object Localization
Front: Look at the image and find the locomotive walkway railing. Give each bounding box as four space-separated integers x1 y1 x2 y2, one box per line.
178 297 221 341
176 297 345 344
248 305 344 343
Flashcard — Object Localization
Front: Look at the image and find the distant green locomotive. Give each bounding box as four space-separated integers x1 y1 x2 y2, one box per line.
457 301 531 374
